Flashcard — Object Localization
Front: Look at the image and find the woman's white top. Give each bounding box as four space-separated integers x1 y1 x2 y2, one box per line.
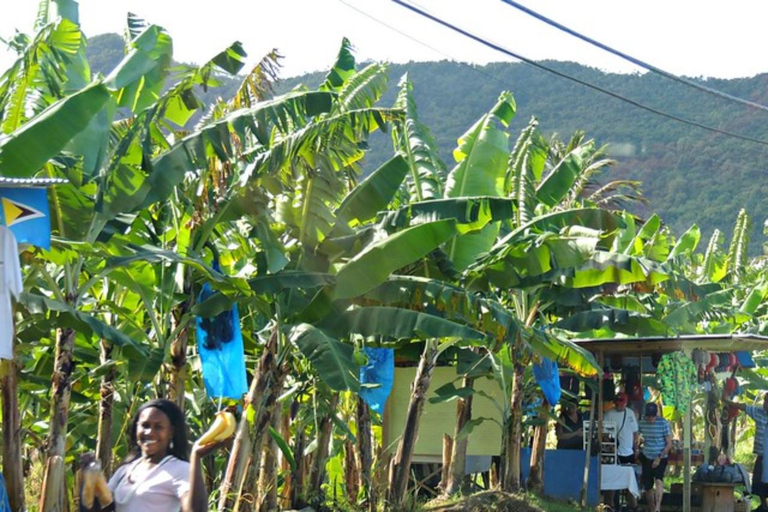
108 456 190 512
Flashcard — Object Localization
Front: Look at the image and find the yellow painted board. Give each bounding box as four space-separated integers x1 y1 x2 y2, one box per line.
383 366 504 458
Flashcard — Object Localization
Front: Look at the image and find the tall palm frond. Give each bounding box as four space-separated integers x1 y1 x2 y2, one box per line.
229 49 282 110
391 73 446 202
508 117 541 226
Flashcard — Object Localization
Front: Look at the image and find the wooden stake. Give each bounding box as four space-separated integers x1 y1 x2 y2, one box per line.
1 355 23 511
580 388 597 507
440 434 453 491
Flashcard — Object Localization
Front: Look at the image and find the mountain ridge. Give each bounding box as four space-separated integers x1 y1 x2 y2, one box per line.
87 33 768 253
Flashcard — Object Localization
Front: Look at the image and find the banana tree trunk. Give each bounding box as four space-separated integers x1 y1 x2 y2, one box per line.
233 337 288 512
500 362 525 492
386 342 439 508
40 327 76 512
308 393 339 507
344 440 359 503
219 329 278 511
95 338 116 475
526 398 549 494
444 375 474 495
1 356 24 512
289 429 307 509
258 406 280 512
166 292 192 410
356 398 374 510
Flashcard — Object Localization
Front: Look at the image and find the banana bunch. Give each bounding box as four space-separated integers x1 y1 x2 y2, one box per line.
81 461 112 508
198 410 236 446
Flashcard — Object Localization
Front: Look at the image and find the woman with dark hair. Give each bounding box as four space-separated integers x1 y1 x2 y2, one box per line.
81 399 230 512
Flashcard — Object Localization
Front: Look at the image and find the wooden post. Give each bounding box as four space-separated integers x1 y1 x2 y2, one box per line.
440 434 453 490
1 355 23 511
580 390 597 507
684 398 692 512
597 351 604 504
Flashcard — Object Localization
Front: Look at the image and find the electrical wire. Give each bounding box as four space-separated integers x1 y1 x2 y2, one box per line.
391 0 768 148
337 0 513 91
498 0 768 114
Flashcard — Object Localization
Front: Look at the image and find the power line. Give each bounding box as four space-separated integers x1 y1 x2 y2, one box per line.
391 0 768 148
498 0 768 115
337 0 513 91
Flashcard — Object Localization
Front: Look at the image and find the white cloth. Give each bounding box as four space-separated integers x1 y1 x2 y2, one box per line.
601 464 640 497
108 456 190 512
605 407 638 457
0 227 21 360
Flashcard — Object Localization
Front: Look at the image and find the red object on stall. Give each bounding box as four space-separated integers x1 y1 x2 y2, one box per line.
706 353 718 373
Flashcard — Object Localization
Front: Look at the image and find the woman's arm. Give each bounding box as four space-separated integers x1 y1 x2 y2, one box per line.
182 439 233 512
183 443 211 512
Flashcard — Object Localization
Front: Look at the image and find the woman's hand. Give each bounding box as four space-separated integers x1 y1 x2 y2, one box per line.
191 436 234 459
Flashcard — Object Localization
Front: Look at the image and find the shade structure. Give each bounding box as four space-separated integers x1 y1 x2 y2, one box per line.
571 333 768 355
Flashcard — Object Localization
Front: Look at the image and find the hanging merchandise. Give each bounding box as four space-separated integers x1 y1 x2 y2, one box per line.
195 260 248 400
706 352 719 373
736 352 756 368
0 226 21 361
358 347 394 414
533 357 561 406
656 352 698 413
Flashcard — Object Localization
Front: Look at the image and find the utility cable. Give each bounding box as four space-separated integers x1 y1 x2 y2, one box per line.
498 0 768 114
337 0 513 91
391 0 768 148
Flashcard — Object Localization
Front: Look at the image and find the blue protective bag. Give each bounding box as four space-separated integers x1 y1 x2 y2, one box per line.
358 347 394 414
533 357 561 405
195 282 248 400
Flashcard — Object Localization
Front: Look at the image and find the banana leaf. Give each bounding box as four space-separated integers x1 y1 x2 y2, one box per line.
322 306 486 344
524 330 600 377
444 92 515 270
289 323 360 391
566 252 668 288
333 219 457 299
555 308 669 336
0 83 110 177
19 292 148 356
192 272 335 316
376 197 515 231
334 155 408 227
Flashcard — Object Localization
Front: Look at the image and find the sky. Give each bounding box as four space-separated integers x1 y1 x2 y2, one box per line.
2 0 768 81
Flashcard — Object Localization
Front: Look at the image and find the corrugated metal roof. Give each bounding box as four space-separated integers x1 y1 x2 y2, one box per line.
0 177 68 187
571 333 768 354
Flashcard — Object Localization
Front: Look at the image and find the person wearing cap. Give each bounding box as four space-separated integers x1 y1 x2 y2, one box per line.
605 392 640 510
638 402 672 512
724 393 768 509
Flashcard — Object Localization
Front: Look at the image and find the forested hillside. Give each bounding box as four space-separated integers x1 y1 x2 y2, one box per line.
88 33 768 253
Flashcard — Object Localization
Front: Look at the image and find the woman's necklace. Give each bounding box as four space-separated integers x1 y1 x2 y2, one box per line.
115 455 174 504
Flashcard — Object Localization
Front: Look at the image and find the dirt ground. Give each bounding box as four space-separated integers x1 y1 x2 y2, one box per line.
424 490 557 511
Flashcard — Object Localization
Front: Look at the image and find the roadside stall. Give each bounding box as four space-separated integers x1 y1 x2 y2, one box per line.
573 334 768 512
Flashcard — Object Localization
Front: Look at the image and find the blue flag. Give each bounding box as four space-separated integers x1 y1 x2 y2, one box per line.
0 187 51 249
195 283 248 400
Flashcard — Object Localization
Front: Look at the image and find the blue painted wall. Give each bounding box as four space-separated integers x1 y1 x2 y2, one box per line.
520 448 600 506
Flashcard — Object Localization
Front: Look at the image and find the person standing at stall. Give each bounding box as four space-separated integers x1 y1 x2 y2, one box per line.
555 401 584 450
605 392 639 509
725 393 768 510
638 402 672 512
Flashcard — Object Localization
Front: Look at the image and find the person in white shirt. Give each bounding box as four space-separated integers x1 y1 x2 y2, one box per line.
604 392 639 510
80 399 230 512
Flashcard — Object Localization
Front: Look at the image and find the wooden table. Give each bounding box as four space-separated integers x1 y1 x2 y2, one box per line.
699 482 736 512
